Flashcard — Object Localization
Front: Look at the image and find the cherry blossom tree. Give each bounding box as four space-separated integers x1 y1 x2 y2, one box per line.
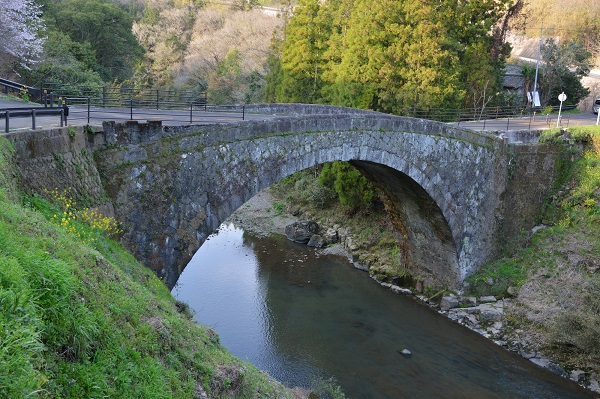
0 0 45 74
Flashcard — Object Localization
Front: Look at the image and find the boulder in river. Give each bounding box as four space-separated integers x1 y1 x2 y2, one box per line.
285 221 320 244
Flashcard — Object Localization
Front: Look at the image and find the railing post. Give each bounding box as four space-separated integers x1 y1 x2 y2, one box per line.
190 103 193 123
32 109 36 130
60 109 64 127
529 113 532 130
242 105 245 121
157 89 160 110
204 92 207 111
482 118 486 131
49 92 54 108
4 111 9 133
103 86 106 108
130 99 133 120
506 117 510 130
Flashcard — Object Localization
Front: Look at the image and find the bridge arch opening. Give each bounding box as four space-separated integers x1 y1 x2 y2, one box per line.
188 160 460 290
349 160 460 289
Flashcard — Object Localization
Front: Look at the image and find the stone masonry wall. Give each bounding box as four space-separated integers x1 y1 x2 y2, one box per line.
5 126 108 206
94 116 506 289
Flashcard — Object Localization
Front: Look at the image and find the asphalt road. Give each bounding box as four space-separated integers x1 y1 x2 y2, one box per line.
456 112 600 131
0 98 272 132
2 97 599 134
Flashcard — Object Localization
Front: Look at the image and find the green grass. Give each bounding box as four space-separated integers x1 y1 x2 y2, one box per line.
0 136 294 398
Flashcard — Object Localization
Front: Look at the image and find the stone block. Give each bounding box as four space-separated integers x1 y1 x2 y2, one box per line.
440 296 459 311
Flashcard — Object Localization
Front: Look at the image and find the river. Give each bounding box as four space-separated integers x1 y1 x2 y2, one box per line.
171 223 595 399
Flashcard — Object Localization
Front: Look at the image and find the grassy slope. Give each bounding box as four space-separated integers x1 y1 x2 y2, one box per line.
466 126 600 373
0 136 294 398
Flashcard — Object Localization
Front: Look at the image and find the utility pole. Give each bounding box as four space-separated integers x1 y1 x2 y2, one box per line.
532 23 542 106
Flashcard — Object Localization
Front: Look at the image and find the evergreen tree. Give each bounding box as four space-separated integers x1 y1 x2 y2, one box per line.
539 38 591 106
268 0 520 111
47 0 144 82
318 161 377 209
277 0 330 103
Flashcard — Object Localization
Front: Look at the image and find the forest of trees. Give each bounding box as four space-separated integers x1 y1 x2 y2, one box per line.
0 0 597 109
0 0 281 103
266 0 524 112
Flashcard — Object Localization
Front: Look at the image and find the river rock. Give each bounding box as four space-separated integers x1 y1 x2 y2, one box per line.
400 349 412 358
323 227 339 244
530 357 567 378
307 234 325 248
440 296 459 311
589 379 600 393
285 221 320 244
461 296 477 306
570 369 585 383
479 296 497 303
478 303 503 322
381 282 412 295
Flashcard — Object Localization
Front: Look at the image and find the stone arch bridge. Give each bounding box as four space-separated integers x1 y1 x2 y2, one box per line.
8 105 566 289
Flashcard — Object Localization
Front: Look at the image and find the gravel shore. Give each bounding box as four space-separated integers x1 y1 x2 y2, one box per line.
225 189 297 237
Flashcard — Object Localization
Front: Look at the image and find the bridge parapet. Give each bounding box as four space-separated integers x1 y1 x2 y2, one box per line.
98 108 499 151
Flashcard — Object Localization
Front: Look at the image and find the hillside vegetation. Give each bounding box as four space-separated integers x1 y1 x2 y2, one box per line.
0 136 298 398
515 0 600 65
467 126 600 374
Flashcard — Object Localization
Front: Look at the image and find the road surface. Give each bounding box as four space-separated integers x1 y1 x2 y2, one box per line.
2 97 598 134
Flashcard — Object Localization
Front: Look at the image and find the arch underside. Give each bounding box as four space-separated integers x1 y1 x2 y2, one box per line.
350 161 460 288
189 156 461 289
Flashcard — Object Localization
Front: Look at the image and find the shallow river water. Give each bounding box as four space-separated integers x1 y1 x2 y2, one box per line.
172 223 595 399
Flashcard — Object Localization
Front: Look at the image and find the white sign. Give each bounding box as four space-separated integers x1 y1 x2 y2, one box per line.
558 92 567 102
528 91 541 107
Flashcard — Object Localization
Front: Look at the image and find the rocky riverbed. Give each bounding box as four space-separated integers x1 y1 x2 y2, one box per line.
227 189 600 396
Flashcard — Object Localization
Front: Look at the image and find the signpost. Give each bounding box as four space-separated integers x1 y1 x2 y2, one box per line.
557 92 567 128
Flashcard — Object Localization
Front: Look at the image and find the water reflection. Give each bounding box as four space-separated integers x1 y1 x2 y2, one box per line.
172 223 595 399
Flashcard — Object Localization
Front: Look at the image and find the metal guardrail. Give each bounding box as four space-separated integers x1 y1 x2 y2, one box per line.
0 78 41 101
397 105 577 124
40 83 207 110
0 107 66 132
62 98 245 125
0 78 582 131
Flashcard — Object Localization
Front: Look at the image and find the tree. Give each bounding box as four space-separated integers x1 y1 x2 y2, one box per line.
18 30 104 88
270 0 520 112
0 0 45 76
539 38 591 106
48 0 144 82
318 161 377 210
276 0 331 103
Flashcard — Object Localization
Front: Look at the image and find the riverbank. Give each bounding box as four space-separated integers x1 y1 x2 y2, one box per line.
228 185 600 396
